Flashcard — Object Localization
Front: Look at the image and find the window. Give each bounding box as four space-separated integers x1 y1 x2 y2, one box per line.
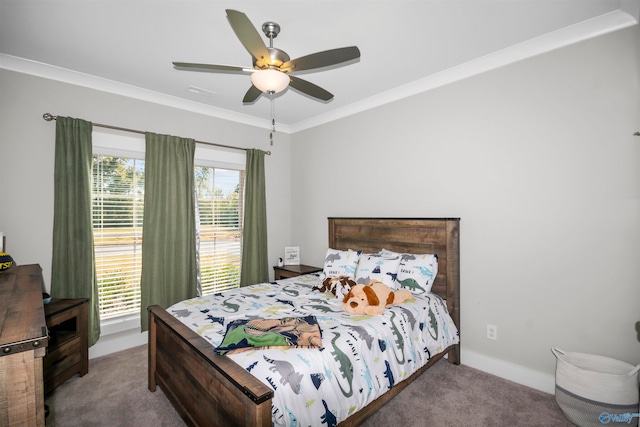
195 167 244 295
92 156 144 320
92 151 244 320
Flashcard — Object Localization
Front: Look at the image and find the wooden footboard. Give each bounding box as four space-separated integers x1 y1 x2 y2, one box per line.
148 305 273 427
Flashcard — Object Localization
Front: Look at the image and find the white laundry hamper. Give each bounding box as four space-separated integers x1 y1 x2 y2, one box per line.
552 348 640 427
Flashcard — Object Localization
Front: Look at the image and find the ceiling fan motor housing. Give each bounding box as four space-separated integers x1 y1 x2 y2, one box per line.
255 47 290 69
257 22 289 69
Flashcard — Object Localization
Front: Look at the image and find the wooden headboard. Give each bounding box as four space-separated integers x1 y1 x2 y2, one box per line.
328 217 460 363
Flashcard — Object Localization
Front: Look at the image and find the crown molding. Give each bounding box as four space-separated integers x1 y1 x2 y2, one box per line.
289 9 638 133
0 53 282 132
1 8 636 136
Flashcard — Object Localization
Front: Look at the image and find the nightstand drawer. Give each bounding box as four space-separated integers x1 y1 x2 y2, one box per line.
44 337 82 380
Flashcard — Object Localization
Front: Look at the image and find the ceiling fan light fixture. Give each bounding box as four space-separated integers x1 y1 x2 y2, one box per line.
251 69 290 94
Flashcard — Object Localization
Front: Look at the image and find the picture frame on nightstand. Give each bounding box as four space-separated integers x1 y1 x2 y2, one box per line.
284 246 300 265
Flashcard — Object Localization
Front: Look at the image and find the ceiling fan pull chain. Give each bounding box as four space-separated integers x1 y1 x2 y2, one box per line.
270 93 276 146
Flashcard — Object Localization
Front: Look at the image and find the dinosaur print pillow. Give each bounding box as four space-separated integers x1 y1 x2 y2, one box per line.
354 252 401 289
323 248 360 279
214 315 323 355
396 253 438 294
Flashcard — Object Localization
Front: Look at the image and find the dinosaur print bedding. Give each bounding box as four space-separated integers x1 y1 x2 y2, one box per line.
168 273 459 427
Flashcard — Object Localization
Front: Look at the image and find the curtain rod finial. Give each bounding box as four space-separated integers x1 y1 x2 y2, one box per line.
43 113 56 121
634 131 640 136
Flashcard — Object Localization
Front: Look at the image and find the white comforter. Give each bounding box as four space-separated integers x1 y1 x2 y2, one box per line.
168 274 459 427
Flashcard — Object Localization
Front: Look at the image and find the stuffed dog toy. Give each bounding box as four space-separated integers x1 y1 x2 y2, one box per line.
313 275 357 299
342 280 412 315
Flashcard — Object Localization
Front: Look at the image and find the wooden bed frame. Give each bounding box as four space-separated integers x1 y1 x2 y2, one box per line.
148 217 460 427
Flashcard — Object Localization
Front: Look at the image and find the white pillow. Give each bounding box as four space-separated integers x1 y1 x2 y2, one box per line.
396 254 438 294
323 248 360 279
354 253 401 289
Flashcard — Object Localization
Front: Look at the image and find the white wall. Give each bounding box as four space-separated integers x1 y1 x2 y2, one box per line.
290 25 640 391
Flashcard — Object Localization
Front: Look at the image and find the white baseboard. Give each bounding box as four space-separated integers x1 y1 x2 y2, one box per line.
461 348 556 395
89 328 147 359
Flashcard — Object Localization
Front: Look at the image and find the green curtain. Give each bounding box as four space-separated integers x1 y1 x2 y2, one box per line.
140 132 197 331
240 149 268 287
51 117 101 347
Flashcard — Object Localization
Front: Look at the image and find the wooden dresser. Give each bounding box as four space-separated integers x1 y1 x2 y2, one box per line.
0 264 48 426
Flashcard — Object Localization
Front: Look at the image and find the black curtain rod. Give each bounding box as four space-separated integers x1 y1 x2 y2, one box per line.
42 113 271 155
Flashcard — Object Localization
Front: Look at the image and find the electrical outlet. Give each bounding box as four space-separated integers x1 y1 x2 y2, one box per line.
487 324 498 340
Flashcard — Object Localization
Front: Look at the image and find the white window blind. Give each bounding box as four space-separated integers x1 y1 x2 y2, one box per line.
92 156 144 319
195 166 244 295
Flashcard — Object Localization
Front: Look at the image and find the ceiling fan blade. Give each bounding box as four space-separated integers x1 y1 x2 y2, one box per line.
226 9 271 68
280 46 360 73
289 76 333 101
173 62 251 74
243 85 262 103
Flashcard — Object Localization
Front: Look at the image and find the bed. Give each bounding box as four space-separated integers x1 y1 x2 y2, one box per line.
148 217 460 426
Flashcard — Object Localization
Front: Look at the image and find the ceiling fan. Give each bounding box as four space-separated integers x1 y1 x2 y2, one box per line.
173 9 361 103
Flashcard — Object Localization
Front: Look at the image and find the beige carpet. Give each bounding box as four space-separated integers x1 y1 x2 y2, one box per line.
45 344 574 426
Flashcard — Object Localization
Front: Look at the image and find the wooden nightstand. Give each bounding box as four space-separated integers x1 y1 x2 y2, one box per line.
273 264 322 280
43 298 89 394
